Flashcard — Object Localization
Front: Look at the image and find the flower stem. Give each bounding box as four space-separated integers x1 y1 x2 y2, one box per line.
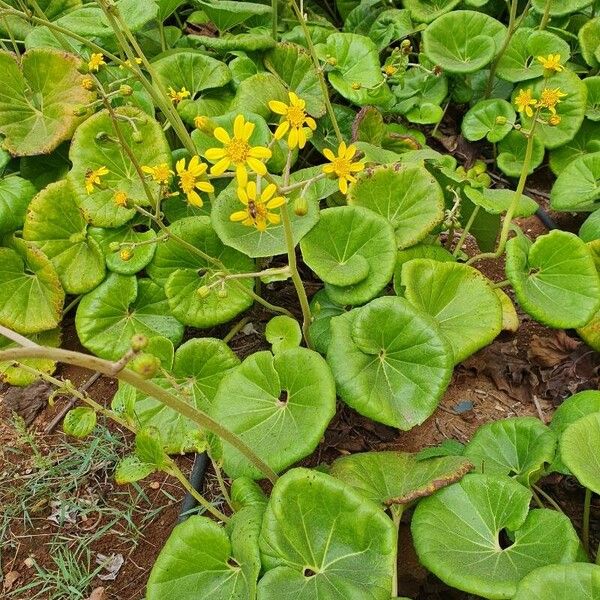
452 205 479 257
271 0 278 40
391 505 403 598
539 0 551 30
584 488 592 555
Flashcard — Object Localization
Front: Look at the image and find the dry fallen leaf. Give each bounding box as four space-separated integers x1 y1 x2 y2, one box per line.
2 570 21 592
23 556 35 568
528 331 581 367
149 481 160 490
86 586 106 600
96 553 124 581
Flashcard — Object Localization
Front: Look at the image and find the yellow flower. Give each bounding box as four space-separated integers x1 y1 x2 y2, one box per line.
514 88 537 117
383 64 398 77
537 87 567 114
114 191 128 207
88 53 105 72
175 155 214 207
119 57 143 69
168 86 191 105
548 114 561 126
194 116 208 129
142 163 173 185
322 142 365 194
85 166 109 194
205 114 272 185
268 91 317 150
230 181 285 232
81 77 94 91
537 54 564 73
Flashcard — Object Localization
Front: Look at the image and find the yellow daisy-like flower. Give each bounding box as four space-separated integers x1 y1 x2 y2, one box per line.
205 114 272 185
230 181 285 232
114 191 128 207
322 142 365 194
88 53 105 72
142 163 173 185
81 77 94 91
514 88 537 117
383 64 398 77
119 57 143 69
85 166 109 194
268 91 317 150
168 86 191 105
537 54 564 73
537 87 567 114
175 155 214 208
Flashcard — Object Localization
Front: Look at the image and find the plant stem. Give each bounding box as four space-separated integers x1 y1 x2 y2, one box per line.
452 205 480 257
532 484 564 513
485 0 518 98
271 0 278 40
584 488 592 555
0 345 280 483
391 505 403 598
210 456 235 513
168 459 230 522
466 118 537 265
539 0 551 30
289 0 343 143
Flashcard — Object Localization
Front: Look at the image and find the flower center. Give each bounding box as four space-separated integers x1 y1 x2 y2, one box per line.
331 157 351 178
179 171 196 193
155 166 171 182
286 105 306 129
226 138 250 163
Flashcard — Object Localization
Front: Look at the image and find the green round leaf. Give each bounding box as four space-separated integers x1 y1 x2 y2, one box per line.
518 70 588 150
422 11 507 74
330 451 473 506
89 224 157 275
209 348 336 479
464 417 557 485
497 129 545 177
265 316 302 354
463 186 539 217
115 455 156 485
506 230 600 328
264 42 326 117
514 563 600 599
580 17 600 68
0 176 37 235
561 412 600 494
113 338 239 454
551 151 600 211
403 0 460 23
0 328 60 386
152 49 231 97
0 238 64 335
496 28 570 83
198 0 271 31
75 274 184 360
549 120 600 175
315 33 393 106
300 206 396 306
392 67 448 116
327 296 453 429
23 180 105 294
578 306 600 351
550 390 600 474
532 0 592 16
258 468 396 600
369 8 421 51
147 216 255 328
585 77 600 121
68 107 171 227
393 244 455 295
581 210 600 242
230 73 288 121
63 407 96 438
412 473 581 599
308 289 347 355
402 259 502 364
347 164 444 249
461 99 515 143
20 142 71 191
0 48 93 156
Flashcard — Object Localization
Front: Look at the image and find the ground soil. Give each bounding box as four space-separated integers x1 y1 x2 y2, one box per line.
0 162 598 600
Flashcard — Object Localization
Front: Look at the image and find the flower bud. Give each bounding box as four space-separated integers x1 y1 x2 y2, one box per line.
194 116 216 134
472 160 487 176
130 353 161 379
197 285 211 298
130 333 148 352
400 39 412 54
108 241 120 252
73 106 88 117
495 115 507 125
217 288 228 299
326 55 337 66
548 114 561 126
120 247 133 261
351 82 362 90
77 63 90 75
294 195 308 216
119 84 133 97
81 77 95 91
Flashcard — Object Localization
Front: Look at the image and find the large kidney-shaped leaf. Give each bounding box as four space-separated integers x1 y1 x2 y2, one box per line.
147 217 255 328
497 129 545 178
422 11 507 74
532 0 593 17
402 259 502 364
463 417 557 486
0 237 64 335
347 164 444 249
0 176 37 235
0 48 93 156
462 99 515 143
258 468 396 600
549 120 600 176
403 0 460 23
23 180 105 294
550 390 600 474
113 338 239 454
505 230 600 329
315 33 392 106
199 0 271 31
308 289 347 355
551 151 600 212
560 412 600 495
514 563 600 600
464 187 538 217
580 17 600 69
209 348 336 479
393 244 455 294
330 451 473 506
68 107 171 227
147 506 264 600
299 206 397 306
75 274 184 361
327 296 453 429
519 70 587 150
412 473 581 599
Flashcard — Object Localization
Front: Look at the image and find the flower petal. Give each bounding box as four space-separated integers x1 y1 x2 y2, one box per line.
267 212 281 225
187 190 203 207
274 121 289 140
261 183 277 202
266 195 286 209
306 117 317 130
233 114 245 138
345 144 357 159
339 177 348 194
197 181 214 193
210 158 230 175
338 141 347 156
288 127 298 149
248 145 272 159
236 164 248 187
213 127 230 145
230 210 249 222
323 164 335 174
176 158 185 174
269 100 288 115
297 128 307 149
247 180 257 201
243 120 255 140
247 157 267 175
323 148 336 162
237 186 249 205
205 148 226 161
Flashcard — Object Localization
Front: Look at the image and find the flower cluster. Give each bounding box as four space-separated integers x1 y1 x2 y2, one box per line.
168 87 191 105
514 86 567 125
